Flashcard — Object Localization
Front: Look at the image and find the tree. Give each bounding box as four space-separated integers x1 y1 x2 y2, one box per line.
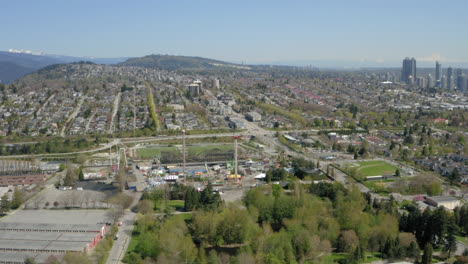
107 207 125 223
395 168 401 177
108 193 134 209
61 192 74 208
184 187 200 211
116 167 126 192
389 141 396 150
62 252 92 264
353 245 365 262
444 221 457 258
448 168 460 185
138 200 154 214
407 241 420 261
59 163 66 171
0 193 9 214
24 257 37 264
421 243 433 264
337 230 359 253
10 187 23 209
63 165 78 186
266 168 288 182
78 168 84 181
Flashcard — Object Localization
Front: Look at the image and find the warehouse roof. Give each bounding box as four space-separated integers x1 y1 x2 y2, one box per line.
426 196 460 203
0 222 103 232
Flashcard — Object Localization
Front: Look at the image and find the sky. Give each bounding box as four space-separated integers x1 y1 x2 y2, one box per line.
2 0 468 67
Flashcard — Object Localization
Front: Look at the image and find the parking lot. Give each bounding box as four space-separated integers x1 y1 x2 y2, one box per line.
24 182 118 209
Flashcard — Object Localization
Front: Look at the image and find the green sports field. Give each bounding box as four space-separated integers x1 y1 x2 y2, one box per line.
187 144 233 156
346 160 398 177
136 146 178 159
136 144 233 159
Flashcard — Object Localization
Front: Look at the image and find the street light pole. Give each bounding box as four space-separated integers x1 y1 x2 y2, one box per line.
182 129 186 185
234 135 238 184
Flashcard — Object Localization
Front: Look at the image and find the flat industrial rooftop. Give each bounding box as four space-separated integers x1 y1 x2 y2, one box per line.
0 252 58 264
1 209 109 225
0 209 109 262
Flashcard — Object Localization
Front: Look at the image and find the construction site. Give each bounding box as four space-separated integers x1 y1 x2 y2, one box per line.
129 135 269 193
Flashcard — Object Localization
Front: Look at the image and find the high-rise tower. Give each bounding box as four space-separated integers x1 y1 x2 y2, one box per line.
435 61 441 87
401 57 416 84
447 67 453 89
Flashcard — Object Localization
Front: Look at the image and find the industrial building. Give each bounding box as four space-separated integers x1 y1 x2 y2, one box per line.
0 172 47 187
0 159 49 187
425 196 462 210
0 222 107 263
245 111 262 122
82 167 107 180
0 209 110 263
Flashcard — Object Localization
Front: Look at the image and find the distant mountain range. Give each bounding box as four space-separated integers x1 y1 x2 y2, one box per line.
118 54 251 71
0 51 127 83
3 50 466 84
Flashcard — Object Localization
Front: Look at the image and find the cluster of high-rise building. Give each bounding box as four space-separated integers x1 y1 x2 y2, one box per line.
401 57 467 90
401 57 417 84
187 80 203 97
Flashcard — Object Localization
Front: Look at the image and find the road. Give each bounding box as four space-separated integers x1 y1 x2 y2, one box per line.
36 93 55 116
60 96 84 137
106 163 147 264
108 92 121 134
106 191 141 264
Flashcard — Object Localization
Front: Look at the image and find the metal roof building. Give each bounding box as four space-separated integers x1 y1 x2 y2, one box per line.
425 196 462 210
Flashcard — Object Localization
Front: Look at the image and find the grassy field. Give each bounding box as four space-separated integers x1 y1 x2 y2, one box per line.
155 199 186 212
136 146 178 159
322 252 382 264
347 160 398 177
457 235 468 245
187 144 233 156
137 144 234 159
126 233 139 253
322 253 349 263
171 212 193 221
167 200 185 211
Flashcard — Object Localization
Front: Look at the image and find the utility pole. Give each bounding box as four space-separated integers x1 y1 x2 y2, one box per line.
182 130 186 185
234 135 239 184
133 88 136 136
109 146 112 170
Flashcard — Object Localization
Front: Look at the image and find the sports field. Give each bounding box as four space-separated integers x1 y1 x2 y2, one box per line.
187 144 233 156
137 146 178 159
137 144 233 159
346 160 398 176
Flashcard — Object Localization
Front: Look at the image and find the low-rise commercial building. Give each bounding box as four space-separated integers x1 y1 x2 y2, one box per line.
425 196 461 210
0 172 47 187
245 111 261 122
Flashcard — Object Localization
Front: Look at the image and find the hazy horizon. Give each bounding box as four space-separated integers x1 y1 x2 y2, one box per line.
2 0 468 68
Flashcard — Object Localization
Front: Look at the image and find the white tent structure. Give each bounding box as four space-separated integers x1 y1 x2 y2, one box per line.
254 173 266 179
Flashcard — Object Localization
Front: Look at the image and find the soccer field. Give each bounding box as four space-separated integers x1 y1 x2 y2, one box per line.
346 160 398 177
187 144 233 156
136 146 178 159
136 144 233 159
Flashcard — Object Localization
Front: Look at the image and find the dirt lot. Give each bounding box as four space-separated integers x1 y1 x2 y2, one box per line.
24 182 118 209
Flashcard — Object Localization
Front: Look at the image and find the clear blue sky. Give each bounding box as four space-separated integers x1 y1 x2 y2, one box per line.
2 0 468 66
